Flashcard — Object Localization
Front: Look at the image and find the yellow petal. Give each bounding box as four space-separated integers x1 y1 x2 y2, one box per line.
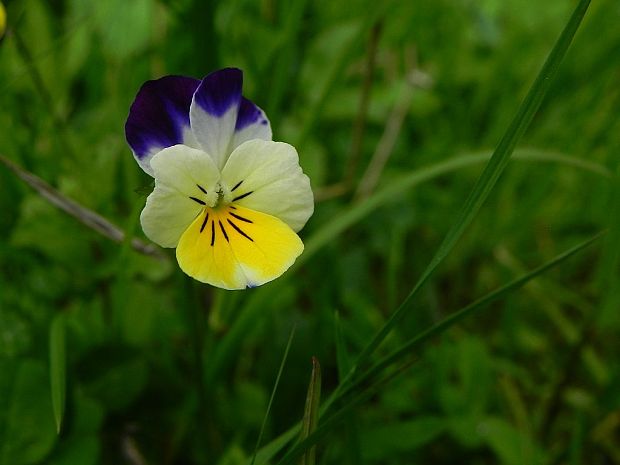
0 2 6 41
176 205 304 289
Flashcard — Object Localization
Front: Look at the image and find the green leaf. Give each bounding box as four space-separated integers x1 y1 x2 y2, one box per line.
0 360 57 465
478 416 542 465
46 391 104 465
360 416 446 461
299 357 321 465
49 313 66 434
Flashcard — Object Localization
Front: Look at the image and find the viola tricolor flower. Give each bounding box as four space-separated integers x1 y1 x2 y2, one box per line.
125 68 313 289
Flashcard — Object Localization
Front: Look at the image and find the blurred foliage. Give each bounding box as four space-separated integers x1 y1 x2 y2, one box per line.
0 0 619 464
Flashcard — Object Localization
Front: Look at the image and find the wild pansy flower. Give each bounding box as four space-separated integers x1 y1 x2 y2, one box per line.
125 68 313 289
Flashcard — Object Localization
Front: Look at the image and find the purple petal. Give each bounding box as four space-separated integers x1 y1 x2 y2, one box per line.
235 97 269 131
230 98 272 151
192 68 243 117
125 75 200 172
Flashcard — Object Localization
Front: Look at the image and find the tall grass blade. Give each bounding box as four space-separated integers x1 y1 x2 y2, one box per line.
596 172 620 325
273 231 602 464
353 0 592 370
333 312 351 381
277 360 421 465
250 428 300 465
49 313 66 434
332 314 362 464
299 357 321 465
257 230 601 465
301 149 609 267
333 231 604 408
250 325 297 465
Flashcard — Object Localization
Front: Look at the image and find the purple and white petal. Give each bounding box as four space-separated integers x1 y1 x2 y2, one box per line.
125 75 200 176
231 97 272 151
189 68 243 170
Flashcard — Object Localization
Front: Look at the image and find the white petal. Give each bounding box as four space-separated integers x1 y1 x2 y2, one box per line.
189 69 242 170
140 186 202 248
188 70 273 171
221 140 314 232
140 145 220 247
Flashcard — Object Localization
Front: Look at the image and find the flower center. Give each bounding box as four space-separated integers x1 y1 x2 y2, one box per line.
188 179 254 210
185 179 258 247
188 182 229 209
213 182 233 209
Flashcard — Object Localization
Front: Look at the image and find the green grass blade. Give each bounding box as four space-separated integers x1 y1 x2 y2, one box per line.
335 231 604 406
49 313 66 434
278 389 375 465
299 357 321 465
353 0 592 369
477 148 612 178
596 172 620 325
300 148 609 268
333 311 351 382
249 427 300 465
250 325 297 465
259 232 602 465
277 360 421 465
273 231 602 464
333 312 363 465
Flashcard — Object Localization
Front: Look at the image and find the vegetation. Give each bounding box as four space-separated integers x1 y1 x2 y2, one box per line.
0 0 618 464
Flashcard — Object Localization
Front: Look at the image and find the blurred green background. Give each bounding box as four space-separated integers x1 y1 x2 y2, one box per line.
1 0 619 464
